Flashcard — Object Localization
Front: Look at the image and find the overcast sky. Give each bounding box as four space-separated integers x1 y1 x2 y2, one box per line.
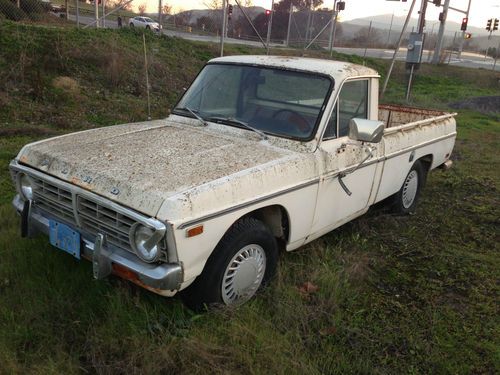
155 0 499 28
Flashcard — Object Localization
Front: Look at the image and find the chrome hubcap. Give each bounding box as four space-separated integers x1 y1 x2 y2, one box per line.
221 244 266 305
402 170 418 209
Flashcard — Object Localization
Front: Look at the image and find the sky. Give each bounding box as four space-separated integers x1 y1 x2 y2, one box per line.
152 0 500 29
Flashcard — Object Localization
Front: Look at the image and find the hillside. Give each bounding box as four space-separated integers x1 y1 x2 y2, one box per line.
0 21 499 374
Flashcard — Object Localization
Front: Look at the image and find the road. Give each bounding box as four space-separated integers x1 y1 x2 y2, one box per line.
69 14 499 71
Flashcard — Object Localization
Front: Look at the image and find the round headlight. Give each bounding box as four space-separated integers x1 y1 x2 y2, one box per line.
131 225 160 263
19 174 34 200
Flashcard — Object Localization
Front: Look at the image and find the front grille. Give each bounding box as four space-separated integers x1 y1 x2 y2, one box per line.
27 174 140 255
78 197 135 251
32 176 74 222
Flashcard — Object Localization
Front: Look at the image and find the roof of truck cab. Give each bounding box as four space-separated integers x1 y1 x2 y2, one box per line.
209 55 379 82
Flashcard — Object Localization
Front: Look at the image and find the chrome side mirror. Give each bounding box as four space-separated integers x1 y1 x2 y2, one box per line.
348 118 385 143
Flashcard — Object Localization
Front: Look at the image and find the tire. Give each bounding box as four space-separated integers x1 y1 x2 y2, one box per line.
182 217 278 311
146 25 150 30
129 23 134 27
391 160 427 215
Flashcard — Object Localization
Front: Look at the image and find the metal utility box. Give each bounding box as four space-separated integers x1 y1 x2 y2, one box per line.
406 32 425 68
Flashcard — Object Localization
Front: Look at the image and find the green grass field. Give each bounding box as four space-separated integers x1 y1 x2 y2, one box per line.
0 21 499 374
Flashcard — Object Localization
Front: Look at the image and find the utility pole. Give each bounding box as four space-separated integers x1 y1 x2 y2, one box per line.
220 0 227 56
457 0 472 59
286 2 293 47
266 0 275 54
432 0 450 64
381 0 417 98
417 0 427 34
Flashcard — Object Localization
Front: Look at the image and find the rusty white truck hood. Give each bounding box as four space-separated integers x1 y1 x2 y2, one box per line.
17 118 297 217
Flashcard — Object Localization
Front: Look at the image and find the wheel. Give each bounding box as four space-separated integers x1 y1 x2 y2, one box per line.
129 23 134 27
182 217 278 311
146 25 150 30
391 160 427 214
272 109 311 134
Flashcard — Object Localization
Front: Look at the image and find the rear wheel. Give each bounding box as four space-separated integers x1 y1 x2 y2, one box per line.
391 161 426 214
182 217 278 311
129 23 134 27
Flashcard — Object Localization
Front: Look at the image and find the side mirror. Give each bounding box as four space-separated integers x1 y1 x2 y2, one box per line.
348 118 385 143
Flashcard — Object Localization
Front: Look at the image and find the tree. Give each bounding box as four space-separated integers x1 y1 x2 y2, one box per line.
138 3 147 15
109 0 132 11
162 4 172 15
251 0 325 43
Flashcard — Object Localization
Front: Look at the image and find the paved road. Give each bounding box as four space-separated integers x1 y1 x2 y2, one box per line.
70 14 499 71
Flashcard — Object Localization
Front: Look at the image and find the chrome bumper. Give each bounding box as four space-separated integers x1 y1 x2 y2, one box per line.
13 194 183 293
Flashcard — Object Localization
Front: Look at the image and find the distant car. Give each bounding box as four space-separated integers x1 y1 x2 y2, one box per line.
129 17 161 31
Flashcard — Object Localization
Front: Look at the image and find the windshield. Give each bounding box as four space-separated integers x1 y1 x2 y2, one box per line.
144 18 154 22
173 63 333 140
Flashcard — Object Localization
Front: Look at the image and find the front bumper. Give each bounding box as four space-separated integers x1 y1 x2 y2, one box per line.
13 194 183 295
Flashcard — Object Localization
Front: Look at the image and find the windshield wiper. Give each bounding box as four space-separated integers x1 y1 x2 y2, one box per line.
175 107 207 127
207 116 268 140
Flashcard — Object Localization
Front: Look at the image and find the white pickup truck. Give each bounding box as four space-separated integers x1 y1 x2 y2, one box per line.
10 56 456 309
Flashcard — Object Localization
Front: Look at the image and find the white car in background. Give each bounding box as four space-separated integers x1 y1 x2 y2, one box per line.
129 16 161 31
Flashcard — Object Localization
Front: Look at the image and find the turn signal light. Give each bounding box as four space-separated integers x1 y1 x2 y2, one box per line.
186 225 204 238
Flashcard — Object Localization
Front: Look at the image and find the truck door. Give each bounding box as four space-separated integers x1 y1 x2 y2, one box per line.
311 79 384 237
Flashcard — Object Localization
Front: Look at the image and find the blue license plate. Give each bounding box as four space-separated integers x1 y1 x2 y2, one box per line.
49 220 81 259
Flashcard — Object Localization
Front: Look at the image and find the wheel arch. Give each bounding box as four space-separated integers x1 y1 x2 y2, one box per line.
418 153 433 172
238 204 291 247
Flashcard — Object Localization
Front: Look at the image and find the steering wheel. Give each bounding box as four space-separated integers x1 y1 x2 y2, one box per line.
272 109 311 134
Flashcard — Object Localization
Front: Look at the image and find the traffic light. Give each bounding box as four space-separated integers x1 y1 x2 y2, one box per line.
439 12 444 22
265 9 271 16
461 17 468 31
494 18 499 31
486 18 492 31
337 1 345 11
432 0 441 5
228 4 233 16
464 33 472 39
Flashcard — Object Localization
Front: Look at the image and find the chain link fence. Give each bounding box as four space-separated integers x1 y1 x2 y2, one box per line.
1 0 495 69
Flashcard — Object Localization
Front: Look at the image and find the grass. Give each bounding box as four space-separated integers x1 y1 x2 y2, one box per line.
0 21 499 374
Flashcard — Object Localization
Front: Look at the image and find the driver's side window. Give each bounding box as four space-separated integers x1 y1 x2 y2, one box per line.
323 79 369 140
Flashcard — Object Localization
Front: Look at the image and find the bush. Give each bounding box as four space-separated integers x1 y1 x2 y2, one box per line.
0 0 28 21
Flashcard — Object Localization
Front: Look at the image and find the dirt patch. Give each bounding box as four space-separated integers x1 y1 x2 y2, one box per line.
52 76 80 96
449 96 500 115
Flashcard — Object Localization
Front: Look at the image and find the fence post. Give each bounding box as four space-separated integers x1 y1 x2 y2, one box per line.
95 0 99 28
286 2 292 47
76 0 80 27
220 0 227 57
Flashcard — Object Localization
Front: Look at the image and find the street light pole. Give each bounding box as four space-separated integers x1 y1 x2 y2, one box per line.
457 0 472 59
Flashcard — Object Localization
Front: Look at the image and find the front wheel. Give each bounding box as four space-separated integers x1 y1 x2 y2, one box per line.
391 160 426 214
182 217 278 310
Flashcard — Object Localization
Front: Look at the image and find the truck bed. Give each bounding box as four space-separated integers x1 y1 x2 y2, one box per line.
379 104 451 129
